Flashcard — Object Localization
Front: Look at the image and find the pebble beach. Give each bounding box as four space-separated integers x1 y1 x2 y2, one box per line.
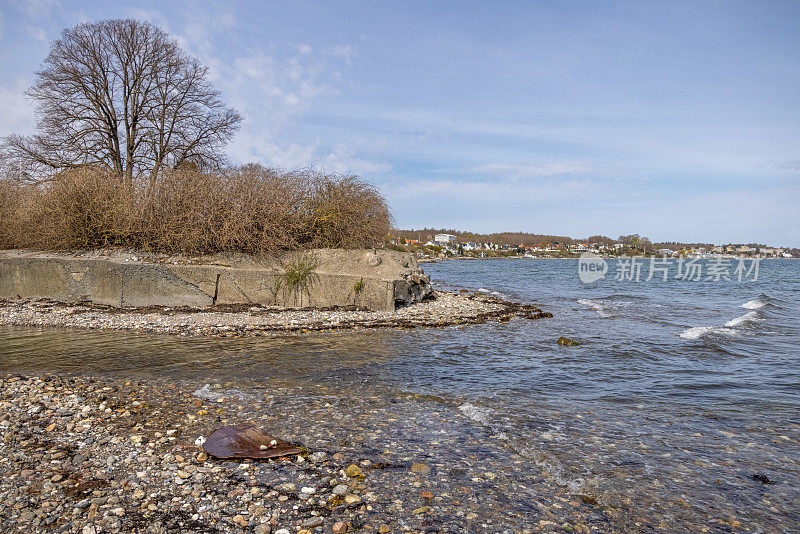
0 373 611 533
0 291 550 337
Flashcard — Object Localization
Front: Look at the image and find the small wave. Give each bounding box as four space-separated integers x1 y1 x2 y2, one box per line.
679 326 739 340
458 402 494 425
476 287 508 298
193 384 253 401
458 402 602 499
578 298 610 318
724 311 762 328
514 442 601 496
741 298 767 310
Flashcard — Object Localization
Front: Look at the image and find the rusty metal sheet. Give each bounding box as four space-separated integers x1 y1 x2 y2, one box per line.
203 423 302 459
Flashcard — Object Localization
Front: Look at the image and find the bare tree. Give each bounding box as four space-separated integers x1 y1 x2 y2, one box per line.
2 19 242 182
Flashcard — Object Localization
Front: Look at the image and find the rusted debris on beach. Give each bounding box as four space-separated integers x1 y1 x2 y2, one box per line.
203 422 302 459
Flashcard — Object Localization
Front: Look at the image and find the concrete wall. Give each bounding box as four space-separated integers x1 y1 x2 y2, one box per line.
0 249 431 312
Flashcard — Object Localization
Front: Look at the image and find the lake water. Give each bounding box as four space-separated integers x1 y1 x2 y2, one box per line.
2 258 799 531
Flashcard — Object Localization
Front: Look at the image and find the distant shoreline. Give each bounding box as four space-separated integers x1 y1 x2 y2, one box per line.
419 254 798 263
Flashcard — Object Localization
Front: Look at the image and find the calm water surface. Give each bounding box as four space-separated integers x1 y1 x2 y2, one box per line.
2 258 799 530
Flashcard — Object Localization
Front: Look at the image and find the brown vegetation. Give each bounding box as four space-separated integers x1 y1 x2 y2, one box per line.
0 165 391 254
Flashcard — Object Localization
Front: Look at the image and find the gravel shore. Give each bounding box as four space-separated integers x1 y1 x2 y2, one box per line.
1 373 612 533
0 291 551 337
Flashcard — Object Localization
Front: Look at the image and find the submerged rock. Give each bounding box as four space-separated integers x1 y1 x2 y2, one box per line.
557 336 580 346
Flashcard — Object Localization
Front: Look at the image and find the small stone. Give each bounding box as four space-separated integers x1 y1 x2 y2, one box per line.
332 522 348 534
254 526 271 534
233 515 248 527
421 490 433 500
346 464 364 479
411 463 430 475
309 451 326 463
379 525 391 534
111 507 125 516
274 529 290 534
176 470 191 479
82 526 97 534
197 452 208 462
344 494 361 505
302 516 323 528
412 505 430 515
332 484 349 496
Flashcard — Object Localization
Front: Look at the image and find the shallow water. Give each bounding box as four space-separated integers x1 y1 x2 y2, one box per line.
2 258 799 531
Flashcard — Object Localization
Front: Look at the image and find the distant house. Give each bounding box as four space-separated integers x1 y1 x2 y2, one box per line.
656 248 675 256
462 241 479 250
434 233 457 243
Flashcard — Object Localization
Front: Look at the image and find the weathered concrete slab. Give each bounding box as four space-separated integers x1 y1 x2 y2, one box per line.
0 249 431 312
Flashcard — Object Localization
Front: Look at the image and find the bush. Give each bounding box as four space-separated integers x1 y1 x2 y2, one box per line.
0 165 392 254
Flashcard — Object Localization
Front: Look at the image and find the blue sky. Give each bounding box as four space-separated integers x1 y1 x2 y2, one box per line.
1 0 799 245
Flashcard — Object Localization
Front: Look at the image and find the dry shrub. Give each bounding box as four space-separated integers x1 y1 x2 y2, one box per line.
304 173 392 249
34 169 137 249
219 165 312 252
0 179 26 248
138 169 226 253
0 164 392 254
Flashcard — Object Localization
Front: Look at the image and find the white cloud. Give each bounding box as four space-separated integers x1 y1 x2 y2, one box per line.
228 136 391 178
471 161 596 179
0 80 36 136
25 25 47 42
319 144 391 175
775 159 800 171
15 0 61 20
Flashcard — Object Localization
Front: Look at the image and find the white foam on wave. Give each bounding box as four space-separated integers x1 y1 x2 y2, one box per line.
679 326 739 340
458 402 494 425
515 442 601 496
724 311 761 328
578 298 610 318
193 384 253 401
459 402 602 499
741 298 766 310
477 288 490 293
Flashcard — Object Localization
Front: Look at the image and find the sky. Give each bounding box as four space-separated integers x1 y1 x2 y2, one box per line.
1 0 799 246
